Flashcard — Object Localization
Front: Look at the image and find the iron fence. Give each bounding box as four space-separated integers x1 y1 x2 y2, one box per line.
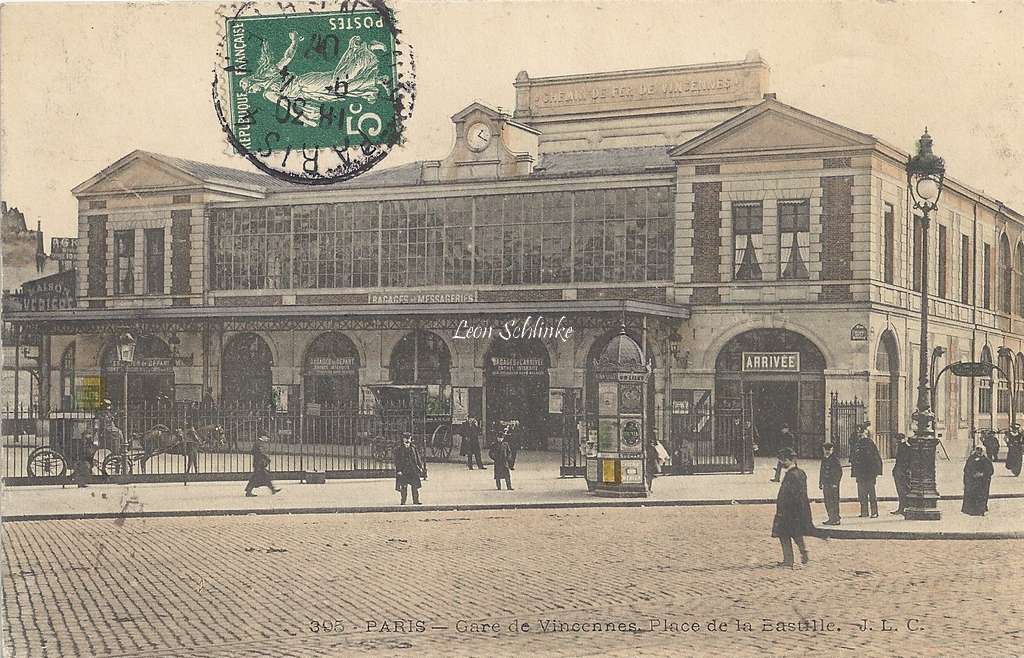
2 401 456 485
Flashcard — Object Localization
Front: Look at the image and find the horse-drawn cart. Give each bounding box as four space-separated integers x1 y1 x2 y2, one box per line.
365 384 455 462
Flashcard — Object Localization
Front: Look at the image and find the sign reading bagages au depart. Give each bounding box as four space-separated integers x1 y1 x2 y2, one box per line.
741 352 800 372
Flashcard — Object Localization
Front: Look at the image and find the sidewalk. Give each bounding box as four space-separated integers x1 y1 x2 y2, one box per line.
3 453 1023 538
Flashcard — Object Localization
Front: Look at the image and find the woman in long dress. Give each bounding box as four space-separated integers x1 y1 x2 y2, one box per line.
962 447 994 516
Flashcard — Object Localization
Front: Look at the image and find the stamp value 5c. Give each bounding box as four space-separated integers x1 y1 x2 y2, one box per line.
214 0 415 184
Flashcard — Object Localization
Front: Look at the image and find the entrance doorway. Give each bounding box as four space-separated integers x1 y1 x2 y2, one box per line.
715 329 826 458
100 335 174 406
484 339 550 450
745 380 799 454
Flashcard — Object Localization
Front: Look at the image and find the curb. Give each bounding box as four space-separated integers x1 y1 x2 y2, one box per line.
819 527 1024 540
6 492 1023 533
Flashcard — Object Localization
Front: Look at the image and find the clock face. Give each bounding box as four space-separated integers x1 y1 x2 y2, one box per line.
466 122 492 151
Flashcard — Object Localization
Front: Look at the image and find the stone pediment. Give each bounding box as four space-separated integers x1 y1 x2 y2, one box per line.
74 155 200 194
670 98 876 158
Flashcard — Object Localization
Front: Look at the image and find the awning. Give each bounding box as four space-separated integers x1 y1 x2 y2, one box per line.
7 298 688 332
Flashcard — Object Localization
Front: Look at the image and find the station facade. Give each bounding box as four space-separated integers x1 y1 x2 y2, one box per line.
12 53 1024 461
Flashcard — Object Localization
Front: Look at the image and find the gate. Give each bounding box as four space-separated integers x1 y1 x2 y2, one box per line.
828 392 867 459
1 401 428 485
665 390 752 474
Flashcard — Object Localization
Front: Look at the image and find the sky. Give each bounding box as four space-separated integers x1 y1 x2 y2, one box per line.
2 0 1023 239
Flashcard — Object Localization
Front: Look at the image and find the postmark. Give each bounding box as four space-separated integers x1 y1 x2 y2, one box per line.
213 0 415 184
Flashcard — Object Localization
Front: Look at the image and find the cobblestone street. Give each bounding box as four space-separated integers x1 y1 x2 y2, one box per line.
4 504 1022 657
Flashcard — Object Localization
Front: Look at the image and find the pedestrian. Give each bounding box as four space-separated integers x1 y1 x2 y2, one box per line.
850 427 882 517
891 433 912 515
962 446 994 516
818 443 843 525
489 432 514 490
1005 423 1023 477
645 437 667 493
770 423 796 482
771 448 814 568
461 418 485 470
506 420 521 469
981 430 1001 463
244 436 279 497
394 432 427 505
181 425 201 474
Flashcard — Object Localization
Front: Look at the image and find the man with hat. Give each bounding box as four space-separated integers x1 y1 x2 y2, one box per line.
850 424 883 518
244 435 280 496
770 423 796 482
771 448 814 568
818 443 843 525
394 432 427 505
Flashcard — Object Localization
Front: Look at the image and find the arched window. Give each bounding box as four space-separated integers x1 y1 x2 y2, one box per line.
100 335 173 406
60 344 75 410
222 333 273 405
875 331 900 446
999 234 1012 314
303 332 360 407
998 349 1013 415
389 331 451 385
1016 353 1024 412
979 346 993 416
1017 242 1024 316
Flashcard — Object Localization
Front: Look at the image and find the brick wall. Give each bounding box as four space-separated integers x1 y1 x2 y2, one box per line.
86 216 107 297
692 182 722 284
820 175 854 289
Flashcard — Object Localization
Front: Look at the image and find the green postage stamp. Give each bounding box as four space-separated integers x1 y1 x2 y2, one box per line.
214 1 415 183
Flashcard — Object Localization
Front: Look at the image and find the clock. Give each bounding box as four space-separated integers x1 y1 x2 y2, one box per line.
466 122 492 151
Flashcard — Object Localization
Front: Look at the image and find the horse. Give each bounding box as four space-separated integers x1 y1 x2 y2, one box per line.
136 424 223 474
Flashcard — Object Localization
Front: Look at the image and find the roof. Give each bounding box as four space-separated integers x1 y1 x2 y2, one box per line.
149 152 287 190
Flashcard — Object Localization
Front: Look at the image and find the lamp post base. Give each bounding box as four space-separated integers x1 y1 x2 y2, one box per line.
904 435 941 521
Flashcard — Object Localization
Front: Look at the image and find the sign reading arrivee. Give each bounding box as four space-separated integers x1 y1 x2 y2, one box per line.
741 352 800 372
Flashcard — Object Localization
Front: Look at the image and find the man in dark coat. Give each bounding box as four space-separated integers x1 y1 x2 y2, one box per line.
981 430 1001 463
962 446 994 516
770 424 796 482
489 433 514 490
461 418 485 470
244 436 280 496
818 443 843 525
772 448 814 567
394 433 426 505
1005 423 1023 477
891 433 912 515
850 429 882 517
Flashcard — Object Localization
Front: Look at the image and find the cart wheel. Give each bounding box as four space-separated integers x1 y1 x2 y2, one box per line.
102 454 133 476
371 437 389 462
431 425 452 461
27 447 67 478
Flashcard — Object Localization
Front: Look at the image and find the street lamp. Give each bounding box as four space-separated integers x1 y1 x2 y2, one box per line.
905 129 946 521
116 332 136 453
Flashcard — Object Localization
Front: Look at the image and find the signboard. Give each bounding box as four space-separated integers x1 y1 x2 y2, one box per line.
548 389 563 415
598 418 619 452
850 324 869 341
598 382 618 415
950 361 996 378
272 385 293 413
741 352 800 372
175 384 203 402
307 356 358 373
78 376 104 410
453 387 470 423
620 420 643 452
618 383 643 414
50 237 78 262
487 357 547 376
105 357 175 373
368 292 477 304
